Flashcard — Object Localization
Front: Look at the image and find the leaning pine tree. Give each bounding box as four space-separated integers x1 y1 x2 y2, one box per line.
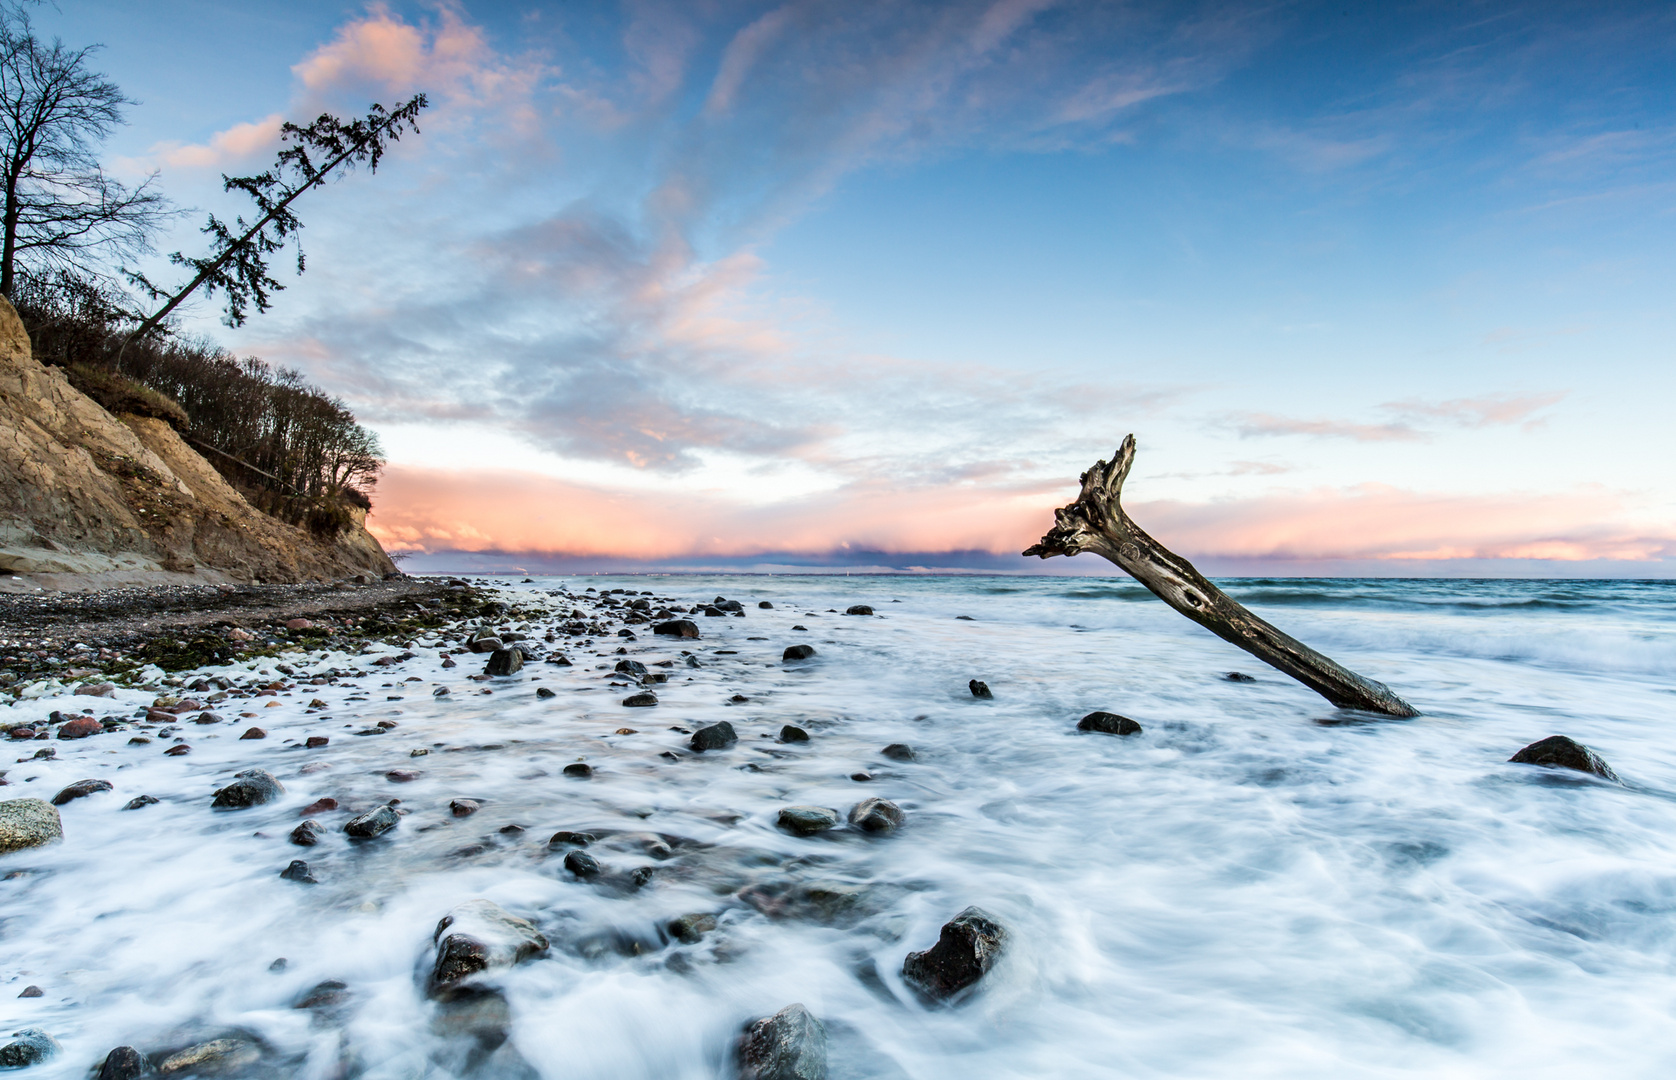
123 93 427 355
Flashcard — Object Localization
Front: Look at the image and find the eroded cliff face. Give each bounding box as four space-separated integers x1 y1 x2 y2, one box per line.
0 296 395 590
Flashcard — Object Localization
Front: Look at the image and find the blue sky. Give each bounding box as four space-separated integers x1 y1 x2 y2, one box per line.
44 0 1676 573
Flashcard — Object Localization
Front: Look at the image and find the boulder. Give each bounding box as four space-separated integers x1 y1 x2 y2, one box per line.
450 799 481 817
51 778 113 806
563 849 601 879
968 680 993 700
157 1038 259 1075
738 1003 826 1080
623 691 659 707
212 769 285 809
844 605 873 616
880 743 914 761
344 805 399 838
239 727 267 740
0 799 63 853
429 899 550 995
305 736 329 748
57 716 101 739
777 806 841 836
563 763 593 779
76 682 116 698
1078 711 1142 736
847 798 905 834
280 859 317 884
690 721 738 752
1509 735 1619 781
0 1029 60 1068
466 632 503 654
97 1046 145 1080
901 907 1007 1002
290 820 326 846
654 620 700 639
668 913 717 944
615 659 649 677
758 601 774 609
484 648 523 676
779 725 810 743
782 645 817 662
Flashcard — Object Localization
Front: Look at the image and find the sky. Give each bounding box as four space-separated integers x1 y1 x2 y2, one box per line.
41 0 1676 575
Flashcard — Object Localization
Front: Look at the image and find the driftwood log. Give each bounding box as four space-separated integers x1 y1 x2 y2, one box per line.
1024 435 1418 717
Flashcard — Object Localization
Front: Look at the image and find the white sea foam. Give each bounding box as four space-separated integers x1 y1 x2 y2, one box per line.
2 576 1674 1078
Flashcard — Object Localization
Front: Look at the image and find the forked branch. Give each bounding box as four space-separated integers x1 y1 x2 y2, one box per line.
1025 435 1418 716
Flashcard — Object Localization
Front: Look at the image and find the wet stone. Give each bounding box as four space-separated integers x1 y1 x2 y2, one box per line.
429 899 550 996
668 913 717 944
164 745 190 756
190 712 222 725
563 763 593 779
654 620 701 639
212 768 285 809
847 798 905 834
16 986 41 998
1225 671 1257 682
782 645 817 662
1078 711 1142 736
97 1046 145 1080
901 906 1008 1002
305 736 329 749
623 691 659 708
51 778 113 806
57 716 101 739
845 604 874 616
738 1003 827 1080
968 680 993 700
301 798 338 815
548 830 595 847
615 659 648 677
280 859 318 884
0 1029 61 1068
484 648 523 676
157 1038 260 1075
563 849 602 879
294 980 350 1011
1509 735 1619 781
778 806 841 836
123 795 159 811
690 721 738 752
779 725 810 743
536 687 556 699
450 799 481 817
0 798 63 853
758 601 774 609
880 743 914 761
290 820 326 847
344 805 400 838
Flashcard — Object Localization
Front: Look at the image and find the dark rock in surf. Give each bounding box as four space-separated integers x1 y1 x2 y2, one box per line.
654 620 700 639
280 859 318 884
291 820 326 847
1078 711 1142 736
1225 672 1256 682
779 725 810 743
51 778 113 805
615 659 648 677
623 691 659 707
968 680 993 699
344 806 399 838
738 1002 827 1080
690 721 738 752
777 806 840 836
97 1045 145 1080
1509 735 1619 781
294 980 351 1011
847 798 904 834
782 645 816 662
16 987 41 998
845 605 874 616
668 913 717 944
758 601 774 609
429 899 549 996
535 687 556 699
450 799 481 817
880 743 914 761
563 763 593 779
901 906 1008 1002
484 648 523 676
548 830 595 847
0 1029 60 1068
239 727 267 740
564 849 602 880
122 795 159 810
212 768 284 809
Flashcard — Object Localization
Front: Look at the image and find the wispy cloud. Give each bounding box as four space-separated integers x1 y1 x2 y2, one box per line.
1228 391 1566 442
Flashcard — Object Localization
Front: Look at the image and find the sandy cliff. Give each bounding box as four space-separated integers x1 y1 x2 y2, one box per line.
0 296 395 591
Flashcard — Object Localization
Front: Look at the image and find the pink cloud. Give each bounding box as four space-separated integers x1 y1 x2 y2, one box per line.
152 114 284 170
1229 413 1421 442
368 466 1675 565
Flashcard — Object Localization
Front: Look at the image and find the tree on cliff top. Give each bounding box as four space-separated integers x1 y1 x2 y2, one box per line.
0 3 170 299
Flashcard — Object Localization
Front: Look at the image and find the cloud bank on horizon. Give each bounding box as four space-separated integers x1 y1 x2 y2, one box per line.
65 0 1676 574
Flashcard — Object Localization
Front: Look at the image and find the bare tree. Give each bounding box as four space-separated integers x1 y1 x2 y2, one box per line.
0 4 169 298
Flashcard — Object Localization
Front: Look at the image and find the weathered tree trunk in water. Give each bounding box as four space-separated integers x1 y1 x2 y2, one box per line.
1024 435 1419 717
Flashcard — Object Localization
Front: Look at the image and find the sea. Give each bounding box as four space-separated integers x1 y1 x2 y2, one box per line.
2 575 1675 1079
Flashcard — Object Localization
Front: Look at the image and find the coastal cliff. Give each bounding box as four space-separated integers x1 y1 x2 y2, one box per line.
0 296 395 591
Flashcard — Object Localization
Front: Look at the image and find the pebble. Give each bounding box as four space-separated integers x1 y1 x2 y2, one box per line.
536 687 556 699
845 604 874 616
16 986 42 998
1225 671 1256 682
668 913 717 944
301 798 338 815
386 770 421 783
164 744 191 756
563 849 602 879
653 619 701 639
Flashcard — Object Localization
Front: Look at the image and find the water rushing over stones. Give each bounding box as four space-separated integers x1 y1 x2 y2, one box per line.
0 575 1674 1077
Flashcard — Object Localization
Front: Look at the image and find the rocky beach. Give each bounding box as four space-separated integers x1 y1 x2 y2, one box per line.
1 575 1673 1078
